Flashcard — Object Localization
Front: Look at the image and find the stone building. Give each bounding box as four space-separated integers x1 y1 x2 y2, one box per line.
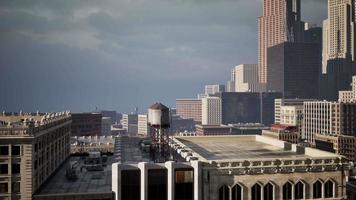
0 112 71 200
112 135 350 200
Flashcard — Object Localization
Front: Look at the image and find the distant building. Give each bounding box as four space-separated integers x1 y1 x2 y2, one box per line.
71 113 102 136
267 42 321 99
122 113 138 134
258 0 305 83
280 105 303 133
195 124 231 136
201 97 221 125
233 64 265 92
226 81 235 92
101 117 112 135
170 115 195 133
100 110 117 124
274 98 316 124
176 99 202 123
263 124 300 144
204 84 225 95
217 92 282 126
138 114 150 136
197 93 209 99
0 112 71 200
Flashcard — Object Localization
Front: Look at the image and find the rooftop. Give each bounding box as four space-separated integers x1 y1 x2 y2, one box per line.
37 156 112 195
173 135 340 162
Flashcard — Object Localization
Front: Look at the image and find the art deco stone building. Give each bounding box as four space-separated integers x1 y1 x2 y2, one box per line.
112 135 350 200
0 112 71 200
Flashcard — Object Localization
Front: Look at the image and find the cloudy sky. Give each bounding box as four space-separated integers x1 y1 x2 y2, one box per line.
0 0 326 113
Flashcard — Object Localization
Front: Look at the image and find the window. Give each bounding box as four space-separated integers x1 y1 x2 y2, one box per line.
11 146 20 156
12 182 20 193
0 146 9 156
263 183 274 200
313 180 322 199
12 164 20 174
219 185 230 200
283 182 292 200
0 183 8 193
295 181 305 199
0 164 8 174
324 180 334 198
251 183 261 200
232 184 242 200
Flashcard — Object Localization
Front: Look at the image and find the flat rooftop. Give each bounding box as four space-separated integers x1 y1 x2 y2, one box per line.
174 135 338 161
37 156 112 195
115 136 151 163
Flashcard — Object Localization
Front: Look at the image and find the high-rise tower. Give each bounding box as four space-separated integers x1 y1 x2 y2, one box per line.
258 0 305 83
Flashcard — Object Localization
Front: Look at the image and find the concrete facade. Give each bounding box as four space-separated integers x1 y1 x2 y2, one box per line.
233 64 265 92
71 113 102 136
201 97 222 126
0 112 71 200
176 99 202 123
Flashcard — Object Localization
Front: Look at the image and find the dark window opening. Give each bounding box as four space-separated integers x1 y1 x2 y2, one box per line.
283 182 292 200
121 170 140 200
263 183 274 200
324 180 334 198
12 164 20 174
148 169 167 200
0 146 9 156
219 185 229 200
12 146 20 156
295 181 304 199
231 184 242 200
251 184 261 200
0 164 8 174
12 182 20 193
313 181 322 199
175 169 193 200
0 183 8 193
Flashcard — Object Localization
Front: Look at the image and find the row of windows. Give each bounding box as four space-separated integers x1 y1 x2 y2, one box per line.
0 146 21 156
0 164 20 175
0 182 20 193
219 180 335 200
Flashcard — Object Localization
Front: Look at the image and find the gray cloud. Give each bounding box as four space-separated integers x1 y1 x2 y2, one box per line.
0 0 327 113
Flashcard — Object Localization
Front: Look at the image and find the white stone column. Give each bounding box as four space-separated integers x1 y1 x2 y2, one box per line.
112 163 120 200
191 161 202 200
165 161 175 200
138 162 148 200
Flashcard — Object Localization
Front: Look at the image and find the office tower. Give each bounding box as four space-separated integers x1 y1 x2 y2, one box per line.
176 99 202 123
170 115 195 133
267 42 321 98
101 117 112 135
217 92 282 126
258 0 305 83
201 97 222 125
122 113 138 134
100 110 117 124
204 84 225 95
113 135 349 200
233 64 265 92
321 0 356 100
71 113 102 136
274 98 316 124
197 93 209 99
0 112 71 200
226 81 235 92
138 114 150 136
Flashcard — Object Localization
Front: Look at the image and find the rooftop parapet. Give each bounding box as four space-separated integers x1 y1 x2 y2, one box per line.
0 111 71 137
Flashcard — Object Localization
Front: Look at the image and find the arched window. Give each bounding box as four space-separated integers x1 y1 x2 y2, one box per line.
263 183 274 200
313 180 322 199
251 183 261 200
295 181 305 200
282 182 292 200
231 184 242 200
324 180 334 198
219 185 230 200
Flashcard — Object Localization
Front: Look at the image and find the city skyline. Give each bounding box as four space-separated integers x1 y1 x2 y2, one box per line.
0 0 326 113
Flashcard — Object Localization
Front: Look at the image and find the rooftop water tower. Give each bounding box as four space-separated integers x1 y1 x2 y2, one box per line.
148 102 170 162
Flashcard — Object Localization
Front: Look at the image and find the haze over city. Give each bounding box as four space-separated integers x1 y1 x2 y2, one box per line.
0 0 326 113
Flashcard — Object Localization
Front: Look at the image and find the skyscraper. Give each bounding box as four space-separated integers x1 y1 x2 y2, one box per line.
201 97 222 125
258 0 304 83
233 64 265 92
320 0 356 100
